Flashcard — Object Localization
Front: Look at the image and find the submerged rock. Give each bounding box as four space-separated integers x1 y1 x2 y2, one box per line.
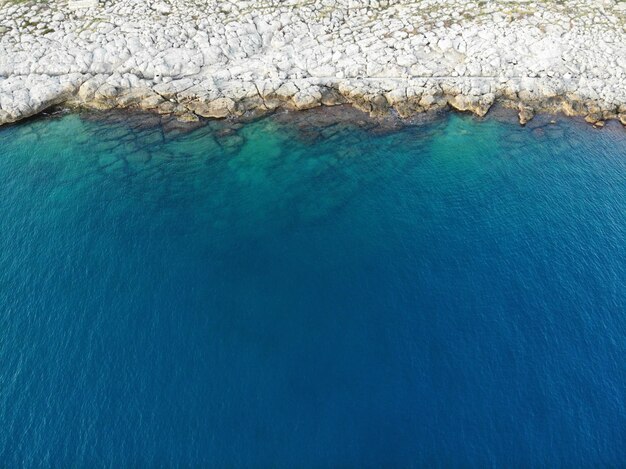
518 105 535 126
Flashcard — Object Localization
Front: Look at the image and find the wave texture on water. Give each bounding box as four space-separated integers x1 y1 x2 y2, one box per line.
0 112 625 467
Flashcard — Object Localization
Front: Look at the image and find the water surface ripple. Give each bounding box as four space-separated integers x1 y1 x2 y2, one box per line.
0 113 625 467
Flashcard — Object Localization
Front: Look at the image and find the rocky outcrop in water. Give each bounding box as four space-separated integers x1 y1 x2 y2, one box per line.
0 0 625 126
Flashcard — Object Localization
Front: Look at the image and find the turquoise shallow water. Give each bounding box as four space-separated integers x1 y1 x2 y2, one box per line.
0 111 625 467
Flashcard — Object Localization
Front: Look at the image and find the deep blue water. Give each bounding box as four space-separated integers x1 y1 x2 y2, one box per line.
0 111 625 467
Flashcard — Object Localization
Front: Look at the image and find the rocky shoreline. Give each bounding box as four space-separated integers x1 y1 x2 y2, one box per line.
1 0 625 128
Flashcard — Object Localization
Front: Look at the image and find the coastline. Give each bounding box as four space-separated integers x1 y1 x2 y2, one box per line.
0 0 625 128
26 103 624 151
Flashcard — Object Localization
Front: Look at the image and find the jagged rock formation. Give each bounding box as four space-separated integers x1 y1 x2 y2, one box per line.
0 0 625 126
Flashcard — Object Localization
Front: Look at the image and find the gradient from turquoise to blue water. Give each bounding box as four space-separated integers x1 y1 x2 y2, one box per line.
0 112 625 467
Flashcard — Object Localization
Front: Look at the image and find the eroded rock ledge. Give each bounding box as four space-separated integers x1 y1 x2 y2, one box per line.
0 0 625 127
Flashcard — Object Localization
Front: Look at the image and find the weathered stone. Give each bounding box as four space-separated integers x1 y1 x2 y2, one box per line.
448 93 494 117
292 88 322 110
0 0 624 126
68 0 99 10
193 97 235 119
177 112 199 122
518 105 535 125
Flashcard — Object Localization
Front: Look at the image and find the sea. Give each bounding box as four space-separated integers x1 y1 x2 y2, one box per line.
0 109 625 467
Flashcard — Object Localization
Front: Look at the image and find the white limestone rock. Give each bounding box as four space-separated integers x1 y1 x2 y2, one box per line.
68 0 99 10
0 0 624 125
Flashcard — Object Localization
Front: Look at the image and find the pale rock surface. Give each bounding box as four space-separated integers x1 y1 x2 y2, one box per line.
0 0 624 126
